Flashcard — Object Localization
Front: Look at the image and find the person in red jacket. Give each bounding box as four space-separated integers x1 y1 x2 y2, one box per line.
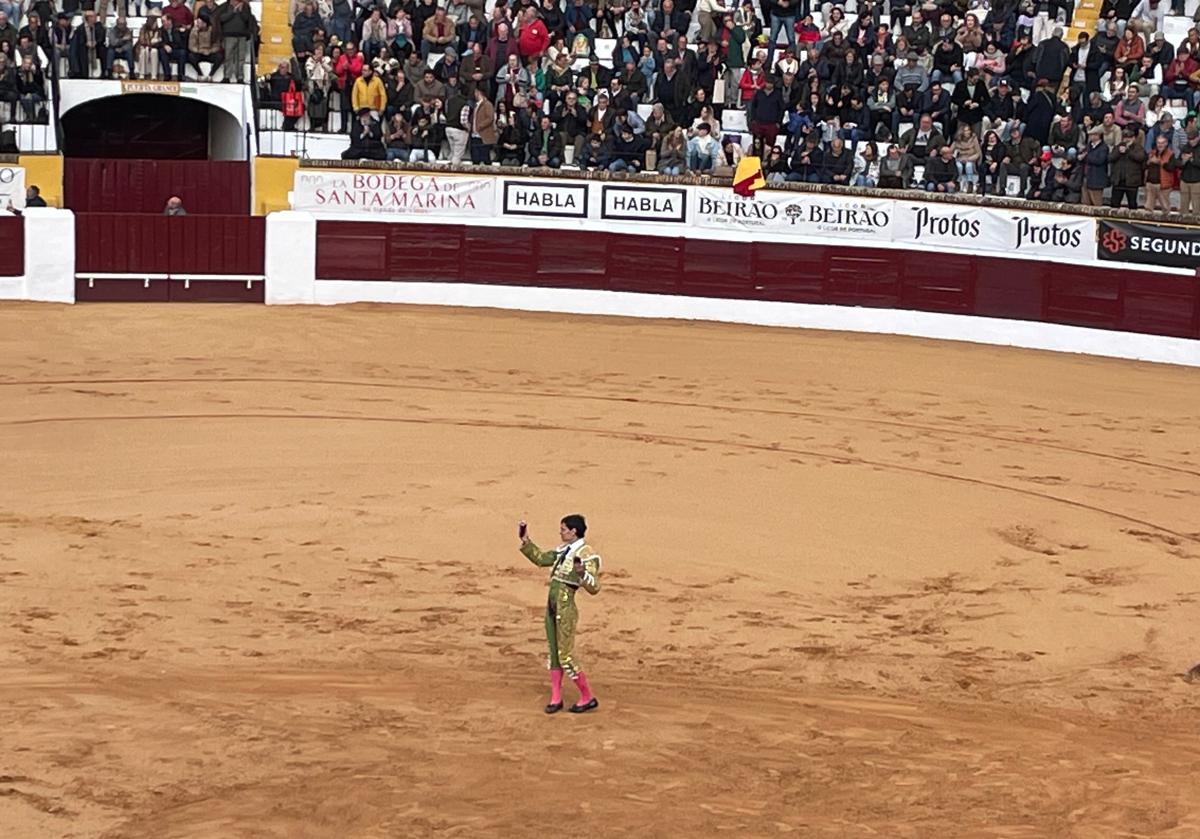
333 42 364 133
517 6 549 60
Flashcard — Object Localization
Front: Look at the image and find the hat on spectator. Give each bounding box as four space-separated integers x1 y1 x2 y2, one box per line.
589 53 599 63
1040 149 1052 161
1153 31 1165 41
997 77 1011 87
356 107 371 116
906 51 918 59
1121 125 1137 136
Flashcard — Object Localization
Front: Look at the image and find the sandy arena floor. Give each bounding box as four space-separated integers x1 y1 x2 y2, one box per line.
1 302 1199 838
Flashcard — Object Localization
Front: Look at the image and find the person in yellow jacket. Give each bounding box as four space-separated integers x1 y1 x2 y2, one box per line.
351 63 387 117
519 514 602 714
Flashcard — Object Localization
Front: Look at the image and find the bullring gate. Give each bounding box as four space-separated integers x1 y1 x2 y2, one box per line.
73 213 266 303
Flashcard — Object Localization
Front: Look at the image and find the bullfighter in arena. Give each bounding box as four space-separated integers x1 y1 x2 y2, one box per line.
518 514 601 714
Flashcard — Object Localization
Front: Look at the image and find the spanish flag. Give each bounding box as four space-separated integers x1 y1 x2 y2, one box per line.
732 156 765 197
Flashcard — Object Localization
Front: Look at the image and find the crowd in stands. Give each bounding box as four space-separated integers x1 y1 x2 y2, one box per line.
1 0 257 84
264 0 1200 211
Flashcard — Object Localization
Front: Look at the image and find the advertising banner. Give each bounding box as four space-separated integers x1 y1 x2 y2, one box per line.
292 169 497 217
502 180 588 218
893 204 1093 261
0 165 25 209
1096 219 1200 269
600 184 688 223
694 188 893 240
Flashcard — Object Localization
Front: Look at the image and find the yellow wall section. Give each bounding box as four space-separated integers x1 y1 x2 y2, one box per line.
18 154 63 207
253 155 299 215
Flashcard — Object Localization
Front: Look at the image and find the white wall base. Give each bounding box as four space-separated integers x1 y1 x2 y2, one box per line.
308 279 1200 368
264 210 317 304
0 208 75 303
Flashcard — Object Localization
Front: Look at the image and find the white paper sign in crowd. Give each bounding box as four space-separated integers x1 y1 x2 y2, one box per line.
291 169 1104 266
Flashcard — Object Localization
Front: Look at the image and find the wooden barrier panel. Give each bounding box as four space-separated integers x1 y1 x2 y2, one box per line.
64 159 251 215
311 221 1200 341
0 214 24 277
74 213 265 302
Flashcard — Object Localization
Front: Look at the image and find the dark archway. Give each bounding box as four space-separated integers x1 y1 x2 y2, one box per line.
62 94 211 159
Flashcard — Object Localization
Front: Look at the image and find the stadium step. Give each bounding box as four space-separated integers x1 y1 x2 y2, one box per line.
257 0 293 75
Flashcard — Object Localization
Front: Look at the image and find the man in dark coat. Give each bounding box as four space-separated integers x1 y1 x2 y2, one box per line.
68 9 105 78
1109 125 1146 208
1081 125 1110 205
342 107 387 159
1068 32 1104 98
1033 26 1070 88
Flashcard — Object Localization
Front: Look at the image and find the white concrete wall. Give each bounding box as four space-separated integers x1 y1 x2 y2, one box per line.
261 211 1200 369
0 208 75 304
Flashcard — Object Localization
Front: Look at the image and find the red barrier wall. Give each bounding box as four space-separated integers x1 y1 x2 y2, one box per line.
314 221 1200 340
75 213 265 302
64 159 251 215
0 214 24 277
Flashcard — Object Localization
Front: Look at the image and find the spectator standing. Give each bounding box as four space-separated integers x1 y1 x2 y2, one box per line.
1144 133 1176 211
69 10 106 79
469 84 496 164
1109 125 1146 207
766 0 797 67
1170 128 1200 213
750 74 784 147
351 62 386 121
1081 125 1110 205
304 42 331 130
1033 27 1070 89
217 0 256 83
